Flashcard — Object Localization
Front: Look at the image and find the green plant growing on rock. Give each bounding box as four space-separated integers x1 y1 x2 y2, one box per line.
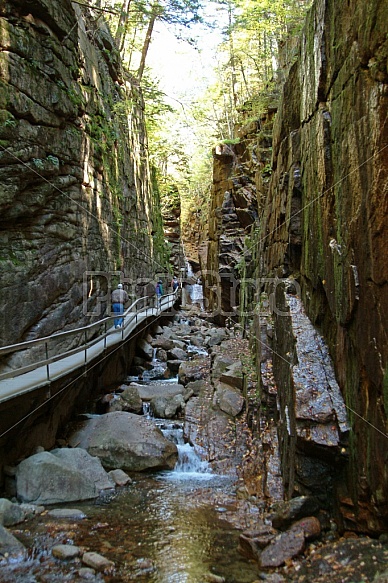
3 117 16 128
32 158 44 170
47 155 60 168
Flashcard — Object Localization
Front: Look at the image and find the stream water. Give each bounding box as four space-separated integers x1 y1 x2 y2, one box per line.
2 351 260 583
2 427 259 582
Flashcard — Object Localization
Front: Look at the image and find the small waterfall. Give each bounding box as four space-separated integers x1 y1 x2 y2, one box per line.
174 442 210 475
184 260 204 310
142 401 152 419
159 421 210 477
186 344 208 357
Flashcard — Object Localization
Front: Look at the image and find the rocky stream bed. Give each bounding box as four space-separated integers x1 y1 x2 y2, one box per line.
0 307 387 582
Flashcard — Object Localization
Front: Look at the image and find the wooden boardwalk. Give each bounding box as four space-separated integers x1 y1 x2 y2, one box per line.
0 292 178 404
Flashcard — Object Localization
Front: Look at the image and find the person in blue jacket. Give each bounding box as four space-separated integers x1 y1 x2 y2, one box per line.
111 283 128 328
155 280 163 305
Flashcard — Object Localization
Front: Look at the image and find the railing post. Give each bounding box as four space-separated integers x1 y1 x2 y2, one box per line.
84 329 87 369
45 341 50 382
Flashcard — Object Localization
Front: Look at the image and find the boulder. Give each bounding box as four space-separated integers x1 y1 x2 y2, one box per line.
136 383 185 401
167 359 183 373
206 328 228 347
15 448 115 505
178 356 211 385
214 382 244 416
51 448 115 490
150 337 174 350
120 385 143 414
271 496 320 530
108 469 132 487
219 361 244 390
68 411 178 471
171 339 187 350
0 498 26 526
259 530 305 568
151 394 185 419
238 526 278 560
156 348 168 361
290 516 321 541
82 551 114 573
167 347 188 361
211 353 236 382
0 524 25 561
189 336 204 348
52 544 82 559
186 379 209 396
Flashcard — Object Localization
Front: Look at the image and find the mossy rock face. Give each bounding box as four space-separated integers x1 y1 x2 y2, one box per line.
240 0 388 533
0 0 166 349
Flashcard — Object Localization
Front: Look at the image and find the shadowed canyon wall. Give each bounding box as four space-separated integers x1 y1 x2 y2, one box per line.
203 0 387 533
0 0 165 351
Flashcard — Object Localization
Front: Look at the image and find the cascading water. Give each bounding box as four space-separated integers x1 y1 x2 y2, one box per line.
1 313 260 583
157 421 211 478
142 401 151 419
184 260 204 310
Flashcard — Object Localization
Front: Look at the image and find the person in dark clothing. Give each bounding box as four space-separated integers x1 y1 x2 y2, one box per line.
171 276 179 291
155 280 163 305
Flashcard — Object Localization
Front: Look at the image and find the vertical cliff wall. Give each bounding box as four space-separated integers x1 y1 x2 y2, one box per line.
0 0 165 350
203 0 387 533
203 131 260 323
260 0 388 532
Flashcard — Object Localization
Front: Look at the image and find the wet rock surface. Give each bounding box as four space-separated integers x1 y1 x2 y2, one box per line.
15 448 115 504
68 411 178 472
0 308 386 581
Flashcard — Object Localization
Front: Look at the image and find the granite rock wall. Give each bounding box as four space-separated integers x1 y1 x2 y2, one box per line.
202 0 387 533
0 0 163 354
259 0 388 533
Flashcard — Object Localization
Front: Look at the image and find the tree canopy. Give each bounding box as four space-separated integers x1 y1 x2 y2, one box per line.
89 0 312 228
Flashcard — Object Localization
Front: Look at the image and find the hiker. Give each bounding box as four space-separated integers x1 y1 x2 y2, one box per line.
155 280 164 305
171 276 179 291
111 283 128 328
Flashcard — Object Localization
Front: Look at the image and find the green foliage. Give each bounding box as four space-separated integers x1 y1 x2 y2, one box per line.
47 155 60 168
222 137 240 145
3 117 16 128
32 158 45 170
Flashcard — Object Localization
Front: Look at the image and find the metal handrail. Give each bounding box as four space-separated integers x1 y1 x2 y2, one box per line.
0 291 178 383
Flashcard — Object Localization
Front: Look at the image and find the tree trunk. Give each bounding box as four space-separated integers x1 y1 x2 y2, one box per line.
115 0 132 51
137 3 161 81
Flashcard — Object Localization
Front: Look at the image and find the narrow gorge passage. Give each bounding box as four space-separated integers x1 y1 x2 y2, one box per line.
0 0 387 580
2 308 387 583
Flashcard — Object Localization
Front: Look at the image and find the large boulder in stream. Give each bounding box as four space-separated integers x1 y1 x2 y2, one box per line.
68 412 178 471
135 382 185 402
15 448 115 505
120 385 143 414
151 394 185 419
0 524 26 561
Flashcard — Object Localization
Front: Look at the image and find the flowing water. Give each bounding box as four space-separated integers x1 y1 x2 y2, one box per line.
1 365 260 582
1 429 259 582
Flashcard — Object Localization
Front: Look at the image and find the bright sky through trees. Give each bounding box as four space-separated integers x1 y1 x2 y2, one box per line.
147 3 227 106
